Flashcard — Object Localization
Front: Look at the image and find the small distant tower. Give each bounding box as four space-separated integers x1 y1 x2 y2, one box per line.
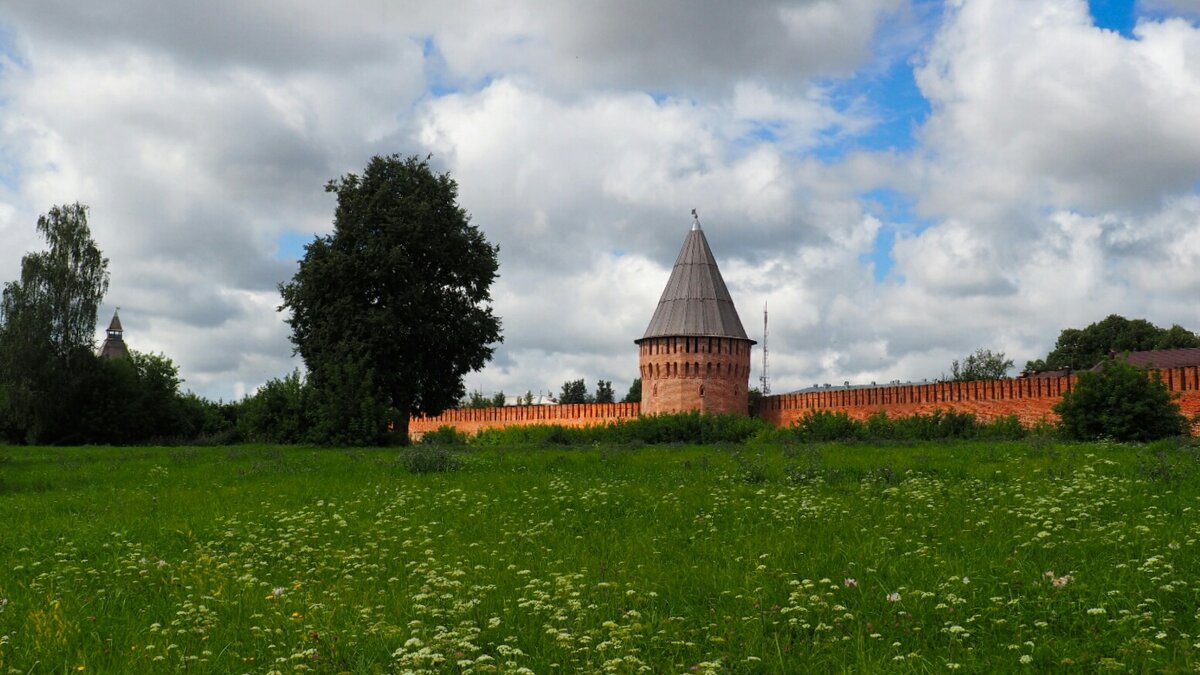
97 309 130 360
635 210 756 416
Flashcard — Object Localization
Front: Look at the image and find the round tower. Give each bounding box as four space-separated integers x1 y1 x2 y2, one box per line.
636 213 755 416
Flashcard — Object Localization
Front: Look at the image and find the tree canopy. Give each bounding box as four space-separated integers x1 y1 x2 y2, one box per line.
559 379 589 404
0 203 109 442
279 154 502 443
1054 359 1189 441
951 348 1014 381
1027 315 1200 372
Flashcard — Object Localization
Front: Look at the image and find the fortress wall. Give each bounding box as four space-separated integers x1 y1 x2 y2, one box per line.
760 366 1200 434
409 367 1200 441
639 336 752 416
409 402 641 439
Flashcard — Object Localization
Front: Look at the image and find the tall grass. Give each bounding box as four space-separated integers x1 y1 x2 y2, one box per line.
1 439 1199 672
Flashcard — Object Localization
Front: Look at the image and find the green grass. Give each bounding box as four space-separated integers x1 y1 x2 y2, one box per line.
1 439 1200 672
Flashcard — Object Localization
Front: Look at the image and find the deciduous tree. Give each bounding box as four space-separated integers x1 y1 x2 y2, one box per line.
951 348 1014 381
1027 315 1200 372
0 203 109 442
559 378 589 404
280 155 502 444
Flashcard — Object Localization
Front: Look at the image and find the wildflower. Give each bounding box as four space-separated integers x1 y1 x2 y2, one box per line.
887 592 901 603
269 587 286 600
1020 655 1033 665
844 578 857 588
0 598 7 611
1087 607 1106 615
156 559 168 569
961 576 970 585
1052 575 1072 588
1044 570 1055 579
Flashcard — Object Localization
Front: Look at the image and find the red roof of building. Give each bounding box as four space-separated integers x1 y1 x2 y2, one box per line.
1111 347 1200 370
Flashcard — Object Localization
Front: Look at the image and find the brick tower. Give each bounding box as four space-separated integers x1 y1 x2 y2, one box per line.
636 213 755 415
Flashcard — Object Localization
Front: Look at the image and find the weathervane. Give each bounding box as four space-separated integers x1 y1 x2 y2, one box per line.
691 208 701 231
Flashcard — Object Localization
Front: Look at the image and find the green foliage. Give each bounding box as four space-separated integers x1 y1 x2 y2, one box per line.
1027 315 1200 371
238 370 311 444
594 380 614 404
747 386 762 414
470 411 768 446
518 390 535 406
491 391 507 407
1054 359 1188 442
776 409 1029 443
305 357 390 447
464 390 492 408
0 203 109 443
621 378 641 404
397 445 462 474
7 442 1200 671
558 378 590 404
419 425 469 446
279 154 502 442
951 348 1014 381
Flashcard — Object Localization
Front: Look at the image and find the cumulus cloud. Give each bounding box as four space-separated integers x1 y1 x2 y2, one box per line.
1 0 1199 403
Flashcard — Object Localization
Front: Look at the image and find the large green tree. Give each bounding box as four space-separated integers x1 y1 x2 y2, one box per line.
0 203 109 442
279 155 502 443
1027 315 1200 372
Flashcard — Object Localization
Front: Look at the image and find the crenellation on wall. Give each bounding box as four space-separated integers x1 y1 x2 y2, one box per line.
410 402 642 439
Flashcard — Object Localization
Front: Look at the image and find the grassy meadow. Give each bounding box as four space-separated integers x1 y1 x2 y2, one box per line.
1 439 1199 673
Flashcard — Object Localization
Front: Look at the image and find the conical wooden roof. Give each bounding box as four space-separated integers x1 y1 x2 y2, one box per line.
637 221 753 343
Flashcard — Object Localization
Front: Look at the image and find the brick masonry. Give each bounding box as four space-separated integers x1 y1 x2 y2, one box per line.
760 366 1200 435
410 402 641 438
638 335 753 416
409 366 1200 440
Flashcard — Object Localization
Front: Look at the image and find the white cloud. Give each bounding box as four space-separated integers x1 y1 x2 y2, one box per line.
2 0 1200 406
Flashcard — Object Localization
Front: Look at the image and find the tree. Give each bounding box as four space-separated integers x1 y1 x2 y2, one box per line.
0 203 109 442
1054 358 1188 441
622 378 641 404
1027 315 1200 372
594 380 614 404
518 390 535 406
559 378 590 404
951 348 1014 381
279 155 502 443
463 390 490 408
491 391 506 407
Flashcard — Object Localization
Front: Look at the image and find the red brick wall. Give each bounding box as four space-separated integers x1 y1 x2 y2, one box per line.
408 367 1200 440
760 366 1200 434
638 336 752 415
410 402 641 439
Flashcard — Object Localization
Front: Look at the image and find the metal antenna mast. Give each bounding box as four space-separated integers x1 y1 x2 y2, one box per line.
760 301 770 395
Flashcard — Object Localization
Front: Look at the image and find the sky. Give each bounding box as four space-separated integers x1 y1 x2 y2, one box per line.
1 0 1199 403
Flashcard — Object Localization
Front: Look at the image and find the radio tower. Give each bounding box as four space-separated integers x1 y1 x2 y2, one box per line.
760 301 770 395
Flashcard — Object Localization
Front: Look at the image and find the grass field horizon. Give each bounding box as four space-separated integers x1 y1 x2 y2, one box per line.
2 439 1199 672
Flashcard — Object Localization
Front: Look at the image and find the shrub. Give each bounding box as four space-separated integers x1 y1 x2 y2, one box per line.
398 445 462 474
1054 359 1189 442
792 410 865 442
419 425 469 446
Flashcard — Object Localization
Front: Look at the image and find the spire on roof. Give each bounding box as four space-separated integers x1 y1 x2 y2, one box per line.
98 308 130 360
636 214 754 343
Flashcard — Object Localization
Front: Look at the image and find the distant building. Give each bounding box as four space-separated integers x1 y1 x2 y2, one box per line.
97 310 130 360
635 213 756 416
1099 347 1200 370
